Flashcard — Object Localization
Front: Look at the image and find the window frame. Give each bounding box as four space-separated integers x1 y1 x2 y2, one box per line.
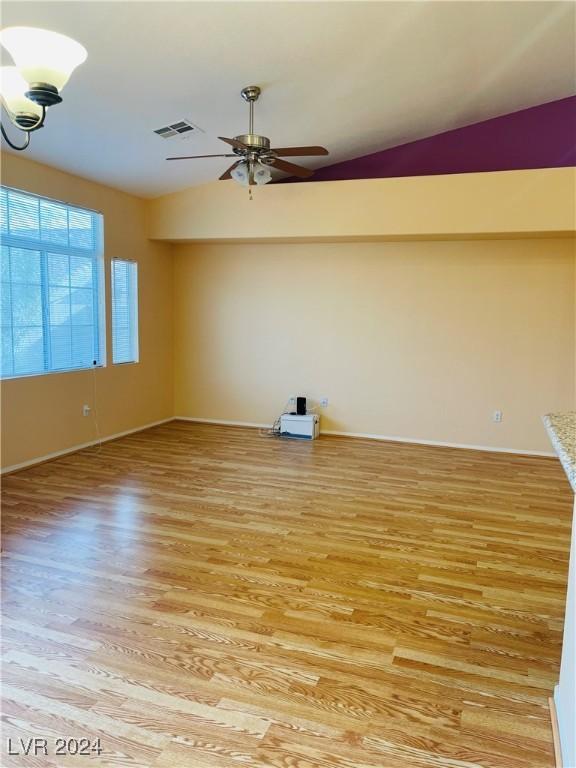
0 185 106 381
111 257 139 366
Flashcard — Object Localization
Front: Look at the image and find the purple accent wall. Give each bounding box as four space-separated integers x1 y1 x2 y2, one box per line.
284 96 576 183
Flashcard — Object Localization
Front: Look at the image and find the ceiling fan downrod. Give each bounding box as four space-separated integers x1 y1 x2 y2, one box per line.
241 85 260 136
235 86 270 156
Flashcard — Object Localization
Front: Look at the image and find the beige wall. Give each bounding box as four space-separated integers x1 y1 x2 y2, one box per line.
1 154 174 470
173 239 575 454
2 158 574 467
148 168 576 242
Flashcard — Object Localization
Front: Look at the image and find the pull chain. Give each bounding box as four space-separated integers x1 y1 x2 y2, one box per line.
248 186 253 201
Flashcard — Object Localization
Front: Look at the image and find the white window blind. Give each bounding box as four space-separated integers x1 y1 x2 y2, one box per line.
111 259 138 364
0 186 105 379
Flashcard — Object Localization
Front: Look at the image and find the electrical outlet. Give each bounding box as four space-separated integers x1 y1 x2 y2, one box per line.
493 410 503 423
320 398 329 408
82 404 91 417
288 396 296 406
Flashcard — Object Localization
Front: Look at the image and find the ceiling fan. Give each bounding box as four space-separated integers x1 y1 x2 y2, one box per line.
166 86 329 186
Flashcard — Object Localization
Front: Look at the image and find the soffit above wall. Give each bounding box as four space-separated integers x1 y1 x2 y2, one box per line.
147 168 576 242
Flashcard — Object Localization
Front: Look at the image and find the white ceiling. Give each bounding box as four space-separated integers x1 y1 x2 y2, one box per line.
1 1 575 198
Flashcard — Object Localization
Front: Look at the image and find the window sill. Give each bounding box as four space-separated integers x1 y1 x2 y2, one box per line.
1 364 106 382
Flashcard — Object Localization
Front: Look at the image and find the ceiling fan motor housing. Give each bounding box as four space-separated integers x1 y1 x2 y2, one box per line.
233 134 271 155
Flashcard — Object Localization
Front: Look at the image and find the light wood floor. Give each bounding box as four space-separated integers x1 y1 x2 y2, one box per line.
1 421 573 768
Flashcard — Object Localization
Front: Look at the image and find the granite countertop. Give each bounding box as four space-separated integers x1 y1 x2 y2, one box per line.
544 411 576 493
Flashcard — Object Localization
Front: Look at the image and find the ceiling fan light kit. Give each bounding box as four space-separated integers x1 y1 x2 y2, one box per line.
167 85 329 187
230 161 273 187
0 26 87 151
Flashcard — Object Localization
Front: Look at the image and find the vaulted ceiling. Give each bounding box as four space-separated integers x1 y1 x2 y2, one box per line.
2 1 575 197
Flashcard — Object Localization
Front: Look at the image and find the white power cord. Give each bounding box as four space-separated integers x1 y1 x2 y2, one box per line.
90 362 102 453
259 398 294 438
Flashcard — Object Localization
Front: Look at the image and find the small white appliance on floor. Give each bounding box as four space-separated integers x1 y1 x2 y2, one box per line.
280 413 320 440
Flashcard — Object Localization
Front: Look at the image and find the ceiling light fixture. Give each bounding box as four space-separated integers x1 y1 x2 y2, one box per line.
0 26 87 151
167 86 329 187
230 159 273 187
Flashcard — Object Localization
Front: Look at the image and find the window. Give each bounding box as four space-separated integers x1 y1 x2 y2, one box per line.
111 259 138 364
0 186 105 379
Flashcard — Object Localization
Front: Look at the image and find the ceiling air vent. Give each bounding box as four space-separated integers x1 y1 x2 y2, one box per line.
153 119 203 139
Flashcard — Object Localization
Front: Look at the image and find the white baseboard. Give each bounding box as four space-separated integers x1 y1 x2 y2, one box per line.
321 429 556 457
174 416 272 430
175 417 555 457
551 687 564 768
1 417 174 475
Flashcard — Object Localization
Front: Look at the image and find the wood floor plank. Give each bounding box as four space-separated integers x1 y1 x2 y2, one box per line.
1 420 572 767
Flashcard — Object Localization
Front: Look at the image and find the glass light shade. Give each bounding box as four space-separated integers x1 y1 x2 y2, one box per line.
230 161 272 187
231 162 249 186
0 66 42 120
0 27 87 92
254 163 272 185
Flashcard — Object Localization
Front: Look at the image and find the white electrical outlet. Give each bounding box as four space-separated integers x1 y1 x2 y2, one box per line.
82 404 91 417
288 396 296 406
320 398 329 408
493 410 503 423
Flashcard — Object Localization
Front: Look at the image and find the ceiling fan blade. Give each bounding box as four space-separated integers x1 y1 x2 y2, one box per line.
218 136 249 150
166 153 236 160
270 158 314 178
219 160 242 180
271 146 329 157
